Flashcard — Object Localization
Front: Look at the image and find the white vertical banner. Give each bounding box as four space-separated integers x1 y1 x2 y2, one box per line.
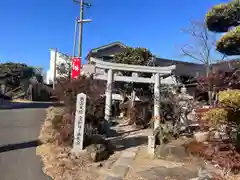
73 93 87 151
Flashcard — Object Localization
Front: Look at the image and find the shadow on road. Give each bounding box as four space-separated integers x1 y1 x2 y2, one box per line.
0 101 63 110
0 140 41 153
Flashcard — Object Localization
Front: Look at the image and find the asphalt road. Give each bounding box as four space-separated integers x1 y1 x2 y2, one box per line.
0 107 51 180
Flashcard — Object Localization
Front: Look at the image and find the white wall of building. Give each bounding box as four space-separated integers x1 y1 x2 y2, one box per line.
45 49 72 84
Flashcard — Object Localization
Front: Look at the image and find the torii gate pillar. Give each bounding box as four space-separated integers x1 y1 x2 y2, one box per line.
105 69 113 122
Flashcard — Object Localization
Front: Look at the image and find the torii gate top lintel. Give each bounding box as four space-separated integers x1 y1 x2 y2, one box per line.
90 57 176 74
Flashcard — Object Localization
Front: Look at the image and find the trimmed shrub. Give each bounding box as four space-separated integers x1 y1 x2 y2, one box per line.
202 90 240 128
218 90 240 111
217 26 240 55
205 3 239 33
202 108 228 127
205 1 240 55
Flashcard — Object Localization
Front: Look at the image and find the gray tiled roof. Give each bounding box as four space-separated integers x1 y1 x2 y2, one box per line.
86 41 239 78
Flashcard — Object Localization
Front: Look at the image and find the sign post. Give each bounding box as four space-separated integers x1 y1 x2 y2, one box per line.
72 57 81 79
73 93 87 151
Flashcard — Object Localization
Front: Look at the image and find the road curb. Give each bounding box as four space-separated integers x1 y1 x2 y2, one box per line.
11 99 34 103
0 104 29 109
0 102 63 110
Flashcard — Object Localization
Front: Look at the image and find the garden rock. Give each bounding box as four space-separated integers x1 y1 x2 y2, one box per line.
138 165 199 180
196 168 213 180
155 143 189 162
194 131 210 143
86 143 110 162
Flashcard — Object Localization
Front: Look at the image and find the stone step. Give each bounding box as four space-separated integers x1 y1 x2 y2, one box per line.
104 148 139 180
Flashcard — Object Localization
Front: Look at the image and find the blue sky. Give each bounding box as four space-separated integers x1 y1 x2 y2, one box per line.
0 0 230 71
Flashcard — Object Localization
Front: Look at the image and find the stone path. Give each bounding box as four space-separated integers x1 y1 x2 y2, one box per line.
100 119 202 180
105 150 138 180
125 147 209 180
99 119 151 180
100 119 206 180
93 118 232 180
138 165 199 180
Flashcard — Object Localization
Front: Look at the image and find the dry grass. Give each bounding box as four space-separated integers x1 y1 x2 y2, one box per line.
37 106 102 180
36 143 100 180
228 175 240 180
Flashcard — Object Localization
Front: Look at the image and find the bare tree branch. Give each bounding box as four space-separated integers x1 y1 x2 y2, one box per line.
181 46 205 63
181 20 219 66
180 20 227 105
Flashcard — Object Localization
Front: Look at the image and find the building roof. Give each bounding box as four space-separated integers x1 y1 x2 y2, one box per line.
212 59 240 71
86 41 127 60
86 41 239 77
154 56 203 66
90 41 127 53
87 41 202 64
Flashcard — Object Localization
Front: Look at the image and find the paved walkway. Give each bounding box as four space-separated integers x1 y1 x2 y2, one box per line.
0 107 51 180
99 119 151 180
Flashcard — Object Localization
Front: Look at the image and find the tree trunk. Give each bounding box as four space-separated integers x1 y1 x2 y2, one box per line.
206 65 213 106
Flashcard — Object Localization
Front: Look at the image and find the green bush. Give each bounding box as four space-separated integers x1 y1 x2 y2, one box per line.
218 89 240 111
202 90 240 127
202 108 228 126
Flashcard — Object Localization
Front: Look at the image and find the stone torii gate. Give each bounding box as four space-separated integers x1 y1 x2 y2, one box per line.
90 57 176 131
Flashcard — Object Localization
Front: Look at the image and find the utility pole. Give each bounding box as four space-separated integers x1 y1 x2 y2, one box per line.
73 17 79 57
53 48 57 90
73 0 92 58
78 0 84 58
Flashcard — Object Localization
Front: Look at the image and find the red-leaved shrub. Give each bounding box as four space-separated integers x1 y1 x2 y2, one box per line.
52 75 107 146
197 68 240 92
186 140 240 174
